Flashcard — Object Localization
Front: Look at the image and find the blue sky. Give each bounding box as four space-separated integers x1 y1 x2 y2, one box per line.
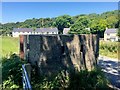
2 2 118 24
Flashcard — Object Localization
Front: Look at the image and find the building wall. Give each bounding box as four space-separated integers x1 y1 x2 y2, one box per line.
12 31 58 37
12 32 32 37
12 32 19 37
21 34 99 76
104 33 118 41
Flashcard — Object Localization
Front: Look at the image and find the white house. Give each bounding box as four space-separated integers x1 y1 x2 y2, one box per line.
104 28 118 42
63 27 90 34
35 28 58 35
12 28 33 37
63 28 70 34
12 28 58 37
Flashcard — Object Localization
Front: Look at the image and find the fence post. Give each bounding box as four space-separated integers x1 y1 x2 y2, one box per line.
22 64 32 90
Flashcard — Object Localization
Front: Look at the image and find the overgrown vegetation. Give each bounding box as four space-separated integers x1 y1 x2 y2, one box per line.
31 67 111 90
0 54 112 89
1 54 26 89
99 41 118 58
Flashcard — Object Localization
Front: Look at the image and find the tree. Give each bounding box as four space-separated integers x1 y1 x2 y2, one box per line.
106 16 118 28
90 19 108 38
54 15 73 34
69 16 90 34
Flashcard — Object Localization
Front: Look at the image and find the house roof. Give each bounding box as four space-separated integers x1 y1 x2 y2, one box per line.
13 28 33 32
63 28 70 34
35 28 58 32
13 28 58 33
104 28 118 34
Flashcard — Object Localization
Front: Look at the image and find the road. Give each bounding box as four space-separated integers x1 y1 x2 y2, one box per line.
98 55 120 89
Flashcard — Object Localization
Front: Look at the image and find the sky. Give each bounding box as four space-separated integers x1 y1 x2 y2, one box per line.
2 2 118 24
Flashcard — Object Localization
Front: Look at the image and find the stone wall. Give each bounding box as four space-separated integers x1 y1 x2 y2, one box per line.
20 34 99 76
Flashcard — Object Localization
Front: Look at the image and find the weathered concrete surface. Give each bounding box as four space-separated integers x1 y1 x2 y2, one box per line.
21 34 99 76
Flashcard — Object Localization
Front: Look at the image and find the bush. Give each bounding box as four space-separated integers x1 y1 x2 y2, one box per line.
1 54 26 89
1 54 111 89
68 68 110 90
31 69 70 89
31 68 110 90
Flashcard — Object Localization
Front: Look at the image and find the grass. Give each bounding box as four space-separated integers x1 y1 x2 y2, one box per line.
99 40 119 59
100 49 118 58
1 36 19 57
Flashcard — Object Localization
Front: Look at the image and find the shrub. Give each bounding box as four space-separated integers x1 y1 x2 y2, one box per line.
1 54 26 89
68 68 110 90
31 70 70 89
31 68 110 90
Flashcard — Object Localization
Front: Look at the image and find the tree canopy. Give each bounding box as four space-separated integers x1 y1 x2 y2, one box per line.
69 16 90 34
54 15 73 34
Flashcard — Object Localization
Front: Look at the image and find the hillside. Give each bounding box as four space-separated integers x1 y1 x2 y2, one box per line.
0 10 119 37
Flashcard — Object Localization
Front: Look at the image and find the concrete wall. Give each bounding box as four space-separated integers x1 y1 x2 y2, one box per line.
21 34 99 76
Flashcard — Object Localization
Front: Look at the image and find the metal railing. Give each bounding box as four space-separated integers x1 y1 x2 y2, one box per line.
22 64 32 90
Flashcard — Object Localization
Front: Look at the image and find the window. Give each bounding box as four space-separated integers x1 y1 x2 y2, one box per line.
107 34 110 36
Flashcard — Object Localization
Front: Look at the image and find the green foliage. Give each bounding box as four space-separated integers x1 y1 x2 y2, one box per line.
68 68 109 90
54 15 73 33
99 41 118 58
1 54 26 89
31 68 110 90
2 77 19 89
106 16 118 28
31 70 70 89
100 10 118 28
69 16 90 34
90 19 108 38
100 41 118 53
